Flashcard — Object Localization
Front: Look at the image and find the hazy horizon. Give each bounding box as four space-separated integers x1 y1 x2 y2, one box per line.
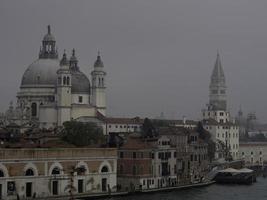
1 0 267 122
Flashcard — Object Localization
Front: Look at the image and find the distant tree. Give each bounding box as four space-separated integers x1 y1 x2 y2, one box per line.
217 140 233 161
152 119 170 128
142 118 158 138
107 133 123 147
62 121 105 147
251 133 267 141
196 121 216 162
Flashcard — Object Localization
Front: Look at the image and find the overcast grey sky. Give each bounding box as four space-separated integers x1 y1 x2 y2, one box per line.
1 0 267 121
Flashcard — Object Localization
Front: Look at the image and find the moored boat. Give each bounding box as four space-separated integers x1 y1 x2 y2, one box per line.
214 168 256 185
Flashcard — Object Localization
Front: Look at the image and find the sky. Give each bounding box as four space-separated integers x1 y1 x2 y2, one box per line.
1 0 267 122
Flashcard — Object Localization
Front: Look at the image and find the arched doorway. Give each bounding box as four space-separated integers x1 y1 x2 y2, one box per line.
25 169 34 197
51 167 61 195
101 166 109 192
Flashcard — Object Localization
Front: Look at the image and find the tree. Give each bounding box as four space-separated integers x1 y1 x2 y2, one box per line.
61 121 105 147
217 140 233 161
152 119 170 128
142 118 158 138
196 121 216 162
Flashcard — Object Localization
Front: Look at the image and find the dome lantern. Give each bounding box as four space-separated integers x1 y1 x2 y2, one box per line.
39 25 58 59
69 48 78 70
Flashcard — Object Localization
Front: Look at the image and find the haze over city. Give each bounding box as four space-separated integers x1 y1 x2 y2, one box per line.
1 0 267 121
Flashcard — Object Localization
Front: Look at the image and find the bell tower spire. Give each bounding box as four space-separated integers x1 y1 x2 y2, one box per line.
209 52 227 111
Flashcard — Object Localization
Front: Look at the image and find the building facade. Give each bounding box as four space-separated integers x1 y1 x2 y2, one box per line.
239 142 267 167
117 128 209 191
0 148 117 199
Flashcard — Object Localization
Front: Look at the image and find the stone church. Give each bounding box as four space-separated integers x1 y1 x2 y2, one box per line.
3 25 106 129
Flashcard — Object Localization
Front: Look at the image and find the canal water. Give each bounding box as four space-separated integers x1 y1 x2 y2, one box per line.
106 177 267 200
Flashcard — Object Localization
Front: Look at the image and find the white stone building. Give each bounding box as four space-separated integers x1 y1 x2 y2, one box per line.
7 26 107 129
239 142 267 166
103 117 143 135
0 148 117 199
202 53 239 160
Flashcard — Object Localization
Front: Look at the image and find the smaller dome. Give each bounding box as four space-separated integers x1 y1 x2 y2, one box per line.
71 70 90 94
94 53 104 68
60 50 69 66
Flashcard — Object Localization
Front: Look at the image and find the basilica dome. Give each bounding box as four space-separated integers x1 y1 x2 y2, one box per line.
20 27 90 95
21 59 59 88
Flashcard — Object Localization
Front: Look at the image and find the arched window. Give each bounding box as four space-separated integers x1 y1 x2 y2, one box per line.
25 169 34 176
66 77 70 85
101 166 109 173
0 170 4 177
102 78 104 86
77 166 86 176
31 103 37 117
63 76 67 85
52 167 60 175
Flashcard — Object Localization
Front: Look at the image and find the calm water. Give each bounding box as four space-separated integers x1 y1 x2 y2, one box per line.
106 177 267 200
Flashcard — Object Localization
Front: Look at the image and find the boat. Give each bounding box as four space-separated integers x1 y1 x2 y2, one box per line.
214 168 256 185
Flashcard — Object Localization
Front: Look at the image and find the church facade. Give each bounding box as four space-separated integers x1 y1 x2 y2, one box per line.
8 26 106 129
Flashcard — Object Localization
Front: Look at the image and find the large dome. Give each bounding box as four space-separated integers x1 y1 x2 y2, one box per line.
21 59 59 88
71 70 90 94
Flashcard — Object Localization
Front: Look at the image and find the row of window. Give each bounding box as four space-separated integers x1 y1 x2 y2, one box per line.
217 132 239 138
242 151 263 156
0 165 109 178
205 125 238 130
211 90 225 94
92 77 105 87
203 111 228 117
190 154 208 162
108 125 140 129
58 76 70 86
119 151 177 159
158 140 171 146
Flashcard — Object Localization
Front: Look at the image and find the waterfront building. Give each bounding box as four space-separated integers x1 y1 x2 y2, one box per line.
117 133 154 191
117 127 209 191
239 142 267 166
117 134 178 191
202 53 239 160
0 147 117 199
159 127 209 183
2 25 106 129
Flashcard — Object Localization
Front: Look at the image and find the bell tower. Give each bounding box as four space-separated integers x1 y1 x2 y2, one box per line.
57 51 72 126
91 52 106 116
